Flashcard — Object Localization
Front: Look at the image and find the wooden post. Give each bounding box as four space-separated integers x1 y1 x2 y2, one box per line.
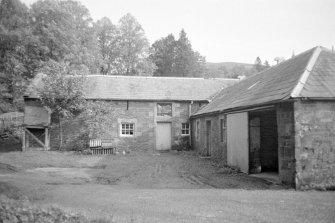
26 132 29 149
22 129 26 151
44 127 50 150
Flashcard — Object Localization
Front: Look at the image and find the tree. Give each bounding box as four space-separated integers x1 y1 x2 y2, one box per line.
37 60 87 149
0 0 43 112
94 13 155 75
95 17 120 75
150 34 176 76
116 13 155 75
254 56 264 73
263 60 270 69
150 29 206 77
30 0 100 73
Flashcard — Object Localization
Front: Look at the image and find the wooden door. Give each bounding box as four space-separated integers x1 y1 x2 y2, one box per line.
206 120 212 156
227 112 249 173
156 122 172 150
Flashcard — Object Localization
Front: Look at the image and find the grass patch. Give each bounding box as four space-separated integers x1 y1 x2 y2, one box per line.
0 151 94 170
0 195 114 223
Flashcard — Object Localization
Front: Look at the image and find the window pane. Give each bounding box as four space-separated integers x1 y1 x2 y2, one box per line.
121 123 135 135
181 123 189 135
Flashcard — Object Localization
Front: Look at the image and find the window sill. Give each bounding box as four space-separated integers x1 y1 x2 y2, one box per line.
120 135 135 138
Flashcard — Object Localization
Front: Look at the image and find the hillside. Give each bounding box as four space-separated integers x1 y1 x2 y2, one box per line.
206 62 254 78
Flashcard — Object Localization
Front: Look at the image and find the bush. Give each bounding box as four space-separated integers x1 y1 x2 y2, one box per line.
171 136 191 151
0 195 112 223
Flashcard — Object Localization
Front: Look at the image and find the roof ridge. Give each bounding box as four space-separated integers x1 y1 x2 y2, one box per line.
86 75 238 81
247 46 320 81
290 46 322 98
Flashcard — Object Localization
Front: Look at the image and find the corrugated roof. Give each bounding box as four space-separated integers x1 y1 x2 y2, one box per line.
194 46 335 116
26 75 238 101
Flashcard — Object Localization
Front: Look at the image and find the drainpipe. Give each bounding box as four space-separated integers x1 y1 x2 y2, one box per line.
189 101 193 146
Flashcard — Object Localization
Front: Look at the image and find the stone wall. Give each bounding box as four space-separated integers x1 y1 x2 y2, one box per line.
191 113 227 159
48 100 193 151
294 100 335 190
276 102 296 186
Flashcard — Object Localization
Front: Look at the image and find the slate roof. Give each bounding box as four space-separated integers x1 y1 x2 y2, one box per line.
194 46 335 116
25 75 238 101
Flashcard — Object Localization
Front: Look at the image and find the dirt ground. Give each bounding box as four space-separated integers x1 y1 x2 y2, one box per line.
0 150 334 222
0 150 282 190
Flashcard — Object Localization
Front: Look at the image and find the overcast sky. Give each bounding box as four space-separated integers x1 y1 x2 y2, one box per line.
22 0 335 64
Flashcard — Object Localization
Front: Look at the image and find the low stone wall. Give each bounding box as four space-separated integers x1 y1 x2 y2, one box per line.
294 100 335 190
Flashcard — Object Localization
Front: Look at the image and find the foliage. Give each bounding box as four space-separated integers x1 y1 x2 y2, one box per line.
0 0 100 113
172 135 191 151
150 29 207 77
0 0 43 112
80 101 120 139
37 60 87 118
0 195 112 223
95 14 155 76
95 17 120 75
36 60 87 149
30 0 100 73
117 13 156 76
253 56 271 73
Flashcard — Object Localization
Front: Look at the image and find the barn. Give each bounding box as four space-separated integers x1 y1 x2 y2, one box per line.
191 46 335 190
23 75 237 152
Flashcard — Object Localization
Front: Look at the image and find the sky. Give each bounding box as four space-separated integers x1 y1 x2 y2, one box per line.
21 0 335 64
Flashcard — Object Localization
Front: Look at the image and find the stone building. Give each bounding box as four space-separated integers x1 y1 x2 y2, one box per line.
23 75 237 152
191 46 335 190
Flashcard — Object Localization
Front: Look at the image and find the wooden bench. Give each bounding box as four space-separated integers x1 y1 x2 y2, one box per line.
89 139 115 155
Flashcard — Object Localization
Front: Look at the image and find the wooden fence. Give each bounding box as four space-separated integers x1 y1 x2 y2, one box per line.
89 139 115 155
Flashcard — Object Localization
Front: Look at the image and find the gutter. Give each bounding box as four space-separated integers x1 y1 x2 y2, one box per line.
190 99 296 119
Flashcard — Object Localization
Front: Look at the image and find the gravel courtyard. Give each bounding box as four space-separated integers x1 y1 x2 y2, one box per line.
0 150 334 222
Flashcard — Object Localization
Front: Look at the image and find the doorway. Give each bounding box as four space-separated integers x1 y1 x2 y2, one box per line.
227 112 249 173
156 122 172 150
249 109 278 174
206 120 212 156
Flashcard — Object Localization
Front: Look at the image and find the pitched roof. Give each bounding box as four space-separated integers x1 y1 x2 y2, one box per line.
25 75 238 101
194 46 335 116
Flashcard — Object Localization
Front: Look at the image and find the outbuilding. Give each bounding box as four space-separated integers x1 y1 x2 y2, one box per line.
23 75 237 152
191 46 335 189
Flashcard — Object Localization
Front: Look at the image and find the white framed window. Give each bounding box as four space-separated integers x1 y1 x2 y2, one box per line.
120 123 135 136
181 123 190 135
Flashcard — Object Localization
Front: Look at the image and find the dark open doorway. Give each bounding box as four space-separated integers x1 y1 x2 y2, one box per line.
249 109 278 174
206 120 212 157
